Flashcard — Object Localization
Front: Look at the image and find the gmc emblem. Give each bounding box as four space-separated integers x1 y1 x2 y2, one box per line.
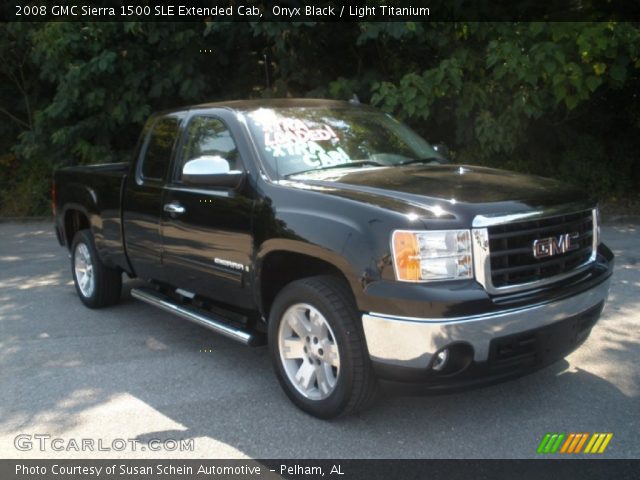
532 233 580 259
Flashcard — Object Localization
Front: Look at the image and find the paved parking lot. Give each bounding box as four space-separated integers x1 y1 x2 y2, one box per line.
0 220 638 459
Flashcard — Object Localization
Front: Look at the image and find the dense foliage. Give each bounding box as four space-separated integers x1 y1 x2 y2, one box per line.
0 21 638 215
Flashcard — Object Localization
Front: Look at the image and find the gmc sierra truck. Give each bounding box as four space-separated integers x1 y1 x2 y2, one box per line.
53 99 614 418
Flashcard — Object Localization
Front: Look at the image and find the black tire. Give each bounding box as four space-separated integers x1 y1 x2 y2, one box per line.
71 229 122 308
268 275 377 419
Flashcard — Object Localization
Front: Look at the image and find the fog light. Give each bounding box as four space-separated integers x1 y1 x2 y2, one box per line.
430 344 474 376
432 349 449 371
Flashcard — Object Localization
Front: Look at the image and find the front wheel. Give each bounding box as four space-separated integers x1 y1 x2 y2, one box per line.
71 229 121 308
268 275 377 418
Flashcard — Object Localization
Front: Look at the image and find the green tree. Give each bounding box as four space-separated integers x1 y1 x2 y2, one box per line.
0 21 639 215
0 22 50 215
368 22 640 194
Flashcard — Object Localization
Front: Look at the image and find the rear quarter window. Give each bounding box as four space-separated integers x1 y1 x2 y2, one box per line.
141 116 181 180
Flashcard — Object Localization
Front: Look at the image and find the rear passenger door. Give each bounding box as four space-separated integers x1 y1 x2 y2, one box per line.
123 113 184 282
160 113 255 308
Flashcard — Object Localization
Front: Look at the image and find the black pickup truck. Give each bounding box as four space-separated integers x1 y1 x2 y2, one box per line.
53 99 614 418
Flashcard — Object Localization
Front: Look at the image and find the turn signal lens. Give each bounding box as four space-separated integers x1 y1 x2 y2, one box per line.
392 231 421 281
391 230 473 282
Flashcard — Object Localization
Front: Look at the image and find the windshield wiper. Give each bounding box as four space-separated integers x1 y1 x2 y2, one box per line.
398 156 446 166
285 160 384 178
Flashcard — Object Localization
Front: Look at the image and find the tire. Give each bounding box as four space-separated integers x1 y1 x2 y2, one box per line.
71 229 122 308
268 275 377 419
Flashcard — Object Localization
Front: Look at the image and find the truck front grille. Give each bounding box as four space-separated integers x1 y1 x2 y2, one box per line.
487 210 594 288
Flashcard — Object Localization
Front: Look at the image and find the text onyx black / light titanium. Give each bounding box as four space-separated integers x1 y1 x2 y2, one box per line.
532 232 580 259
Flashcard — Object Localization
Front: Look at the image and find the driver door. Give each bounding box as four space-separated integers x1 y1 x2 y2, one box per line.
160 114 254 308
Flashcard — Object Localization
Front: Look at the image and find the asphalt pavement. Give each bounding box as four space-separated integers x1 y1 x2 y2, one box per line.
0 220 638 459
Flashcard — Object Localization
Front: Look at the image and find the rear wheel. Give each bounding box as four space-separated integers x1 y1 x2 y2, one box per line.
71 229 121 308
268 275 377 418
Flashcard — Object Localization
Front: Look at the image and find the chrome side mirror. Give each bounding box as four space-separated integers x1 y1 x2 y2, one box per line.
182 155 244 188
433 144 450 159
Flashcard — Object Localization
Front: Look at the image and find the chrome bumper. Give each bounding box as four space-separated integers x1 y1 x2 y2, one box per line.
362 278 611 369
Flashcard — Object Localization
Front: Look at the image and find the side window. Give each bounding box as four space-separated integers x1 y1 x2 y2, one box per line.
177 116 239 180
141 116 181 180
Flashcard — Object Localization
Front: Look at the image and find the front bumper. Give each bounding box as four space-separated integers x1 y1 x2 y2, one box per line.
362 275 611 383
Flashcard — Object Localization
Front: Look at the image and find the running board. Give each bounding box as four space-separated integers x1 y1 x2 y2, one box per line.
131 287 262 346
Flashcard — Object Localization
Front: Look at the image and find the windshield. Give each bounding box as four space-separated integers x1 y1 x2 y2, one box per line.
244 107 445 178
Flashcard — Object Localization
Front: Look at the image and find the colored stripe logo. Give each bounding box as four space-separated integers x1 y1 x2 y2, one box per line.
537 433 613 454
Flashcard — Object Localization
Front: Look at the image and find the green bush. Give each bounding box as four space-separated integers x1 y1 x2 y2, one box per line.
0 21 638 215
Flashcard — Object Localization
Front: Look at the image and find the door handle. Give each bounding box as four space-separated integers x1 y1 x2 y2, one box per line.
164 202 185 215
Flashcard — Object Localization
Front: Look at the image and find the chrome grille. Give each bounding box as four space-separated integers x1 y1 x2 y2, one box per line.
488 210 594 288
471 207 598 295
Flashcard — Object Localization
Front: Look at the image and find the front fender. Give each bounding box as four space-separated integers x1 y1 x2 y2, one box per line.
254 207 389 313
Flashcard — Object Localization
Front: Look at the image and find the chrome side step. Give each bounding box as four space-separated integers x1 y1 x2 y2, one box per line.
131 287 260 346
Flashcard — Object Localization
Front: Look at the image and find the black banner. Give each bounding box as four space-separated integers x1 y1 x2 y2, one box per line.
3 0 640 22
3 459 640 480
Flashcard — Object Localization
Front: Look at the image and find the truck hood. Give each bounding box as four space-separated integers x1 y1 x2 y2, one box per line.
285 164 591 221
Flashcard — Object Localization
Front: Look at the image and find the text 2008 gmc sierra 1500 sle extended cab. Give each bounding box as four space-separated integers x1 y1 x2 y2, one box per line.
53 99 614 418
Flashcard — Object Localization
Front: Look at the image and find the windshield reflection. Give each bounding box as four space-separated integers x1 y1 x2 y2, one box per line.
245 107 446 178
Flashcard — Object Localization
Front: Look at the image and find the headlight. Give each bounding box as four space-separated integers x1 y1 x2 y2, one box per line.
391 230 473 282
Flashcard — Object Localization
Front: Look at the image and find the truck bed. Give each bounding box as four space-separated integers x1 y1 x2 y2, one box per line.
54 162 130 271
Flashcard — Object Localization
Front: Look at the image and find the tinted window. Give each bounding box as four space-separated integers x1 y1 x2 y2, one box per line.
141 117 180 180
178 116 239 179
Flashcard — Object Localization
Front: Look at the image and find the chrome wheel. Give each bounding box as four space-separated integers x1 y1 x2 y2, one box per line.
74 242 95 298
278 303 341 400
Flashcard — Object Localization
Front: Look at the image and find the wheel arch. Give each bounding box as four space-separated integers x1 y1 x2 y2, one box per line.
62 205 92 250
255 241 362 321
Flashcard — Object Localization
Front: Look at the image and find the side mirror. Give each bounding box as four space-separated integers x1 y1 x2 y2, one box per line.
433 143 450 159
182 155 244 188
